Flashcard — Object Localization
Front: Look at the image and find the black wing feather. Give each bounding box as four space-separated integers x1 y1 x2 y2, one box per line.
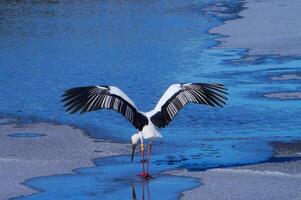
61 86 148 131
150 83 228 128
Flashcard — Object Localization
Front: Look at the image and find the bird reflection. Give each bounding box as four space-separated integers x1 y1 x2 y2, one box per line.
132 180 150 200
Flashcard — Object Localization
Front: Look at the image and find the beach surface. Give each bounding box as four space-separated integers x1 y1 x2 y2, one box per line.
210 0 301 57
168 141 301 200
0 117 128 200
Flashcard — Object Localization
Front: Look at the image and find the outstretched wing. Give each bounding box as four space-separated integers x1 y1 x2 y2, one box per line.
61 85 148 130
149 83 228 128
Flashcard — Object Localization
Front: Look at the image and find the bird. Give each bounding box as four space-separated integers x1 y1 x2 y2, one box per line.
61 83 228 178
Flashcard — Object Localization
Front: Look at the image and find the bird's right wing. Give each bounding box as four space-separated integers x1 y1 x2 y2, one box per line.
149 83 228 128
61 85 148 130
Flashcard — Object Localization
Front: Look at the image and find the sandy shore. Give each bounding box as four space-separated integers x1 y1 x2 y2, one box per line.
0 117 129 200
168 141 301 200
210 0 301 58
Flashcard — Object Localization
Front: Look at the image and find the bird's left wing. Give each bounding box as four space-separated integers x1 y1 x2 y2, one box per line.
149 83 228 128
61 85 148 130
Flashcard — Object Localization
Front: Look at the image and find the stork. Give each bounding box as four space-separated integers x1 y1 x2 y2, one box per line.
61 83 228 178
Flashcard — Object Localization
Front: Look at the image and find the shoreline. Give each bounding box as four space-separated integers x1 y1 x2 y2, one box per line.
171 0 301 199
0 116 129 200
169 140 301 200
209 0 301 58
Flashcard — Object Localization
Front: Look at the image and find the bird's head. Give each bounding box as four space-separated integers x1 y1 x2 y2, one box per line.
130 133 140 163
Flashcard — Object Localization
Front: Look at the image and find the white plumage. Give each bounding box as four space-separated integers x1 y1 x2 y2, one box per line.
108 86 137 107
61 82 228 178
153 84 182 112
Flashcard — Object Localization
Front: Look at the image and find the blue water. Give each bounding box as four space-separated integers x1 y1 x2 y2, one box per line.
1 0 301 199
14 156 198 200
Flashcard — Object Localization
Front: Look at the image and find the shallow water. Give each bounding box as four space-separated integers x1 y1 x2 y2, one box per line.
1 0 301 199
14 156 198 200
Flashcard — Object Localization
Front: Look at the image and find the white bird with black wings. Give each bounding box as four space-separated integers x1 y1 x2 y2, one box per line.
61 83 228 178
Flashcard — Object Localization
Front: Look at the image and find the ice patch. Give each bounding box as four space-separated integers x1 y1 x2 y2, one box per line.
210 168 301 178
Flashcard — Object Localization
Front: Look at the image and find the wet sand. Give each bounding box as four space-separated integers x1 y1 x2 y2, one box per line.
0 117 129 200
210 0 301 57
169 141 301 200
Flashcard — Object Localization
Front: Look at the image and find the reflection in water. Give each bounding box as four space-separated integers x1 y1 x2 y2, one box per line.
132 180 151 200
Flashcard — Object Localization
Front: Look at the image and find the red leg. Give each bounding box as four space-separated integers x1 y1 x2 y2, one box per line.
141 144 146 177
146 144 152 177
138 143 152 179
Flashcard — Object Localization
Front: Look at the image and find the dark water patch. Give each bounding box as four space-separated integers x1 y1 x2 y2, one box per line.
7 132 46 138
268 156 301 163
203 0 246 21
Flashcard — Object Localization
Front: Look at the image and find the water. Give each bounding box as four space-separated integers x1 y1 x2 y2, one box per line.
14 156 198 200
1 0 301 199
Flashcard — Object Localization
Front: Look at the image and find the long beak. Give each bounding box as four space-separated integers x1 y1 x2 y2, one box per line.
131 144 136 163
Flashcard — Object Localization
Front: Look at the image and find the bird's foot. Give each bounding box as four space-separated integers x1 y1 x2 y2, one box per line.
137 173 153 179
